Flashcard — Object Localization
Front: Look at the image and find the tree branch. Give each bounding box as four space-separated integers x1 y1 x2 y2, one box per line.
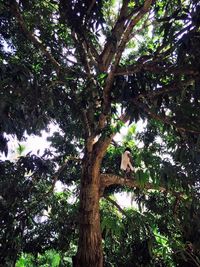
95 113 129 159
47 157 82 194
134 79 194 101
97 0 153 131
71 31 92 76
127 11 152 43
153 23 193 59
59 0 99 67
100 173 165 192
100 173 183 197
100 0 153 71
10 0 61 71
81 32 100 65
133 99 200 134
115 63 200 77
82 109 92 138
99 0 130 71
112 0 152 69
49 161 69 193
104 195 127 216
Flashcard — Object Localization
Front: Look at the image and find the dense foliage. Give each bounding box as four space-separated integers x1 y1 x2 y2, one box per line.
0 0 200 266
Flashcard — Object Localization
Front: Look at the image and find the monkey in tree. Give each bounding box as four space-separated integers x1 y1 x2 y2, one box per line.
120 147 134 177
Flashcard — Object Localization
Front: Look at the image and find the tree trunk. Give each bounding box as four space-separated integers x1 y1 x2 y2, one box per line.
73 151 103 267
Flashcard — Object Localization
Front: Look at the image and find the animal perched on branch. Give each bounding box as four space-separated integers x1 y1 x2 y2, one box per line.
120 147 134 176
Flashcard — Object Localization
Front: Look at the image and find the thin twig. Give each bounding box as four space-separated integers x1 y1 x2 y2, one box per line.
104 195 127 216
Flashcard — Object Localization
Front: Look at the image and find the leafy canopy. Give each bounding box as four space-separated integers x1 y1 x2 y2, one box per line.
0 0 200 266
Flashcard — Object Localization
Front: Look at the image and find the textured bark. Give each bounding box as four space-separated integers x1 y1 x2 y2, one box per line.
74 151 103 267
100 173 184 198
74 115 129 266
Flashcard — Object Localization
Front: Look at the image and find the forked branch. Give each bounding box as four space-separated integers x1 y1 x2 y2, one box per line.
98 0 153 132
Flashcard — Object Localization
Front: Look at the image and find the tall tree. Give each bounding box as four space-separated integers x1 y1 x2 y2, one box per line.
0 0 200 266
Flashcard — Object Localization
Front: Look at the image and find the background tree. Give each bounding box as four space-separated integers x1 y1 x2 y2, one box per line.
0 0 200 266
